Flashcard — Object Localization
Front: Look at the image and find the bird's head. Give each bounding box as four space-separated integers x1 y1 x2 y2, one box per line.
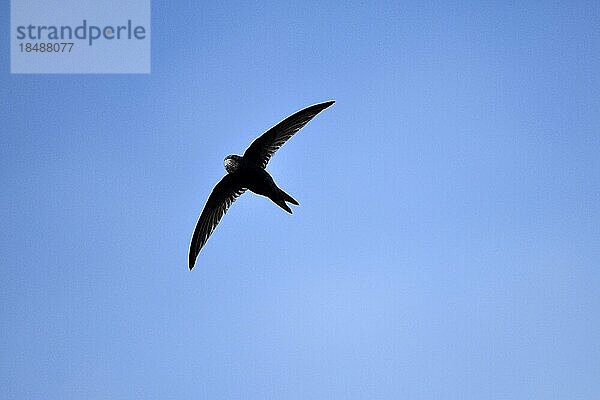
224 155 242 174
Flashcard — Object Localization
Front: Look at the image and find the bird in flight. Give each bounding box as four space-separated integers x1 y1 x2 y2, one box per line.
188 100 335 270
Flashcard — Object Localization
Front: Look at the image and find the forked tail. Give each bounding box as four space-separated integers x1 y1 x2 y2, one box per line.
273 189 299 214
281 190 299 206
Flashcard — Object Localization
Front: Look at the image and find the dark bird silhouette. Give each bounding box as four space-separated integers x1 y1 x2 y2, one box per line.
188 100 335 270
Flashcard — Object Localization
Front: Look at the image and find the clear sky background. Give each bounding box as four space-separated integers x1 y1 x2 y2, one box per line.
1 1 599 399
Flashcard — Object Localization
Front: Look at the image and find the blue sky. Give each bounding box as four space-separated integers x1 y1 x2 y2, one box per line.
1 1 599 398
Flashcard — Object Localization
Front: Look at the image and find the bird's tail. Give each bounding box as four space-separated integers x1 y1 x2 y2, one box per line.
274 199 293 214
280 190 299 206
273 189 299 214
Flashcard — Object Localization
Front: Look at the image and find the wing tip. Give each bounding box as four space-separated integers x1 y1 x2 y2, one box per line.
188 250 197 271
308 100 335 111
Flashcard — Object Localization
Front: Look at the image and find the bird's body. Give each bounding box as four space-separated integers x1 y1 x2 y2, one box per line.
188 100 334 270
224 156 298 213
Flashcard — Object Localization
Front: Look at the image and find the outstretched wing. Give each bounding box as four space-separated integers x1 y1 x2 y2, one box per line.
188 174 247 270
243 100 335 168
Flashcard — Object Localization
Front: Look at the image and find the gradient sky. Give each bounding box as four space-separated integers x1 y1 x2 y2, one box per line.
1 1 599 399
